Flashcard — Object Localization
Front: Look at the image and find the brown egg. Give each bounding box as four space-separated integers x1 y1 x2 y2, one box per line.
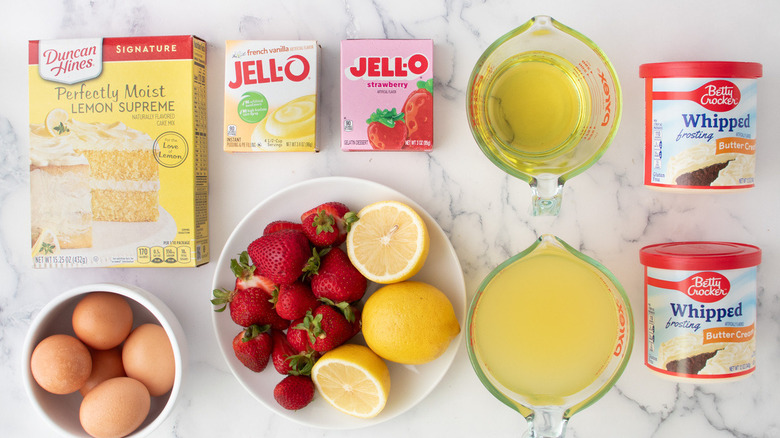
79 377 150 438
122 323 175 396
30 334 92 395
79 347 126 396
72 292 133 350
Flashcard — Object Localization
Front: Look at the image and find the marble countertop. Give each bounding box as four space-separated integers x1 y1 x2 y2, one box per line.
2 0 779 436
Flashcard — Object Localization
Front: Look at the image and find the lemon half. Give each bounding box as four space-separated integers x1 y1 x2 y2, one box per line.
311 344 390 418
346 200 429 284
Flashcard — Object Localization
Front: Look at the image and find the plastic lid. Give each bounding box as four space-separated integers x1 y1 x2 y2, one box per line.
639 61 763 79
639 241 761 270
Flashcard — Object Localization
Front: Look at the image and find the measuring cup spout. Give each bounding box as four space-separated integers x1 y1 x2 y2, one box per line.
530 175 564 216
523 407 569 438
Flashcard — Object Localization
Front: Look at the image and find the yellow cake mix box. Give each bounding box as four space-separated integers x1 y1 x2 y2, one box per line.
224 40 319 152
28 36 209 268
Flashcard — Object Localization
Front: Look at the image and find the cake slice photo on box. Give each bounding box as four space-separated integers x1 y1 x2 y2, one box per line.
29 109 93 254
29 109 162 253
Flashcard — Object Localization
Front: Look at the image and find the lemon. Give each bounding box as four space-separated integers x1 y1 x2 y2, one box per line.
362 281 460 365
311 344 390 418
45 108 70 137
346 200 429 284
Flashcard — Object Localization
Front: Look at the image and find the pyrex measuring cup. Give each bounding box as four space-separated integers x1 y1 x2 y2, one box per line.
467 235 633 437
467 16 622 215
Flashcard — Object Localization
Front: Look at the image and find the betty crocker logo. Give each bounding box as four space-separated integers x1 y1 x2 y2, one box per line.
648 271 731 303
38 39 103 85
345 54 429 80
694 80 741 112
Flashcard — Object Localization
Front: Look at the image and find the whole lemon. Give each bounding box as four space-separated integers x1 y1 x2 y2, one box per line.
362 281 460 365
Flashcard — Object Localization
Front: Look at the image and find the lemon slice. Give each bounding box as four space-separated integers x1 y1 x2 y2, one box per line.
45 108 70 137
32 229 61 257
346 200 429 284
311 344 390 418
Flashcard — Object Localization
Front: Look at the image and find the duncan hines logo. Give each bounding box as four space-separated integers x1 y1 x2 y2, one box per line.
345 53 429 80
677 272 731 303
227 54 310 89
38 39 103 85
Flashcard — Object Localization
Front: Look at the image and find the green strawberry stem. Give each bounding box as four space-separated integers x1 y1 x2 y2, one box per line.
287 351 317 376
230 251 256 279
312 210 336 234
318 297 356 323
211 288 234 312
242 324 271 342
417 78 433 94
366 108 405 128
296 311 324 345
302 247 331 278
343 211 359 233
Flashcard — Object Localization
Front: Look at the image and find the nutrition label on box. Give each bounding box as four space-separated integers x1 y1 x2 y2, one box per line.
136 245 193 264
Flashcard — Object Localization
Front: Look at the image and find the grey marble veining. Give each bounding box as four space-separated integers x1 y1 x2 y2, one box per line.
2 0 780 436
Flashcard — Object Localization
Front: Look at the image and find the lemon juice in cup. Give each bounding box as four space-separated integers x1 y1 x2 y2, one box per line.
467 235 633 437
467 16 621 215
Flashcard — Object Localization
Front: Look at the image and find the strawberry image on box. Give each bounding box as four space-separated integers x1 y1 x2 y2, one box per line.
340 39 433 151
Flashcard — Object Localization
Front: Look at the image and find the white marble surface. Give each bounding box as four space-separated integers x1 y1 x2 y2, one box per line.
2 0 779 436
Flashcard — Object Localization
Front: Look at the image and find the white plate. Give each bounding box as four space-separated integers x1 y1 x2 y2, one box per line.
211 176 466 429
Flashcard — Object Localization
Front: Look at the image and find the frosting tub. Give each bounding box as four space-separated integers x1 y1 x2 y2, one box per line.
640 241 761 381
639 61 762 191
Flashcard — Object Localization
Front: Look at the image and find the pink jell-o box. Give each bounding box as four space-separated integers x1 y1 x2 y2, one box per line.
340 39 433 151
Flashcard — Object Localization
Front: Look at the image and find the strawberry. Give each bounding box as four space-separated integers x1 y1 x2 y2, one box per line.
229 251 276 293
273 375 315 411
232 324 273 372
274 281 319 321
298 304 355 353
349 305 362 338
264 220 302 235
271 330 316 376
286 317 314 353
299 202 357 247
306 247 367 303
248 229 312 285
212 286 289 330
402 78 434 149
366 108 408 150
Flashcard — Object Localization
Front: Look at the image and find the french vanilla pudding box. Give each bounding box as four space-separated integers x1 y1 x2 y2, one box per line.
28 36 209 268
340 39 433 151
224 40 319 152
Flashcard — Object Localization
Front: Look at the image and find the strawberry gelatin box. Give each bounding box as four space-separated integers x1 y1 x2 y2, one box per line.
340 39 433 151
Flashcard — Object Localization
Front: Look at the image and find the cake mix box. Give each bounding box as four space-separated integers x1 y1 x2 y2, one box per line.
341 39 433 151
28 36 209 268
224 40 319 152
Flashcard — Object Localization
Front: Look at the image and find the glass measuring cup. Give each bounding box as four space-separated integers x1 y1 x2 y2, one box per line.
467 16 622 215
467 235 633 437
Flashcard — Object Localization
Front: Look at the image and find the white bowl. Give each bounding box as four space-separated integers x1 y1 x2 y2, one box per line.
211 177 466 429
21 282 187 437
